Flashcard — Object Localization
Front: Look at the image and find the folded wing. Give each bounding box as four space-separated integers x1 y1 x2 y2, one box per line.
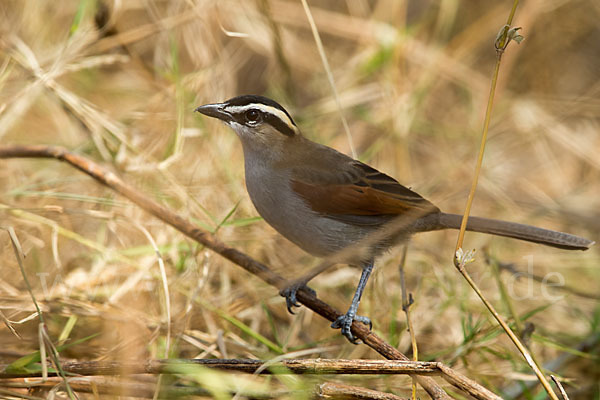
291 160 439 225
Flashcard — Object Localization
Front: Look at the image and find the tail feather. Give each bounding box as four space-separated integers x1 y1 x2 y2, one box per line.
438 213 594 251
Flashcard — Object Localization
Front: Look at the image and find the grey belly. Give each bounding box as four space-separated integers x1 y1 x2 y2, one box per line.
246 179 376 259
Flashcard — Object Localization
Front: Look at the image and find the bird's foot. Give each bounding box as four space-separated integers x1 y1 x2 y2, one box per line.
279 283 317 314
331 312 372 344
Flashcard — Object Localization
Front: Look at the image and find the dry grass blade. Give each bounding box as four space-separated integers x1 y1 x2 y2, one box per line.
300 0 356 158
551 375 570 400
129 220 171 400
399 245 418 400
1 226 75 399
0 309 20 339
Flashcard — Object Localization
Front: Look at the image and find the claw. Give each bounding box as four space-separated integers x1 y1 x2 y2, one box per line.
331 313 372 344
279 283 316 314
286 289 299 314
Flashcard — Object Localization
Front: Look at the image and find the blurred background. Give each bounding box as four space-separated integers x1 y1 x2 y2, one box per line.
0 0 599 398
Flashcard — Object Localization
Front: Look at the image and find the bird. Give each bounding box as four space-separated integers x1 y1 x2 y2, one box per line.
195 94 594 343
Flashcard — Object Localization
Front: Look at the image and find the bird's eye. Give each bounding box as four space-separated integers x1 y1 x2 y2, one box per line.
245 109 261 123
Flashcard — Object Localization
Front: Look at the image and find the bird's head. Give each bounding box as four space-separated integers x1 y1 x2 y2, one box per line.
195 95 300 155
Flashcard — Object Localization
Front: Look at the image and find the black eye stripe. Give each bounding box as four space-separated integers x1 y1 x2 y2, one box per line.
264 113 295 137
230 110 296 137
231 112 252 126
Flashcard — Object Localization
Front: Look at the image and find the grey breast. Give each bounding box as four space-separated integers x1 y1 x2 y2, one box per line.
243 155 374 258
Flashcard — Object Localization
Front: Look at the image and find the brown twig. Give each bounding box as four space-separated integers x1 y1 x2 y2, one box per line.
0 377 275 398
0 144 503 400
1 376 412 399
0 358 442 378
318 381 406 399
0 356 512 400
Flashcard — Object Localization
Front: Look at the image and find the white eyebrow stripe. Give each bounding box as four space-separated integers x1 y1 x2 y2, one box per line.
225 104 297 131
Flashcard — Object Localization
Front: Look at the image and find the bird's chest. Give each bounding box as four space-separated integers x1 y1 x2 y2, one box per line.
243 163 340 257
245 165 305 233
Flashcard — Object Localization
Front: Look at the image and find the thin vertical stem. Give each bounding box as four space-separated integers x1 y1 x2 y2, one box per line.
452 0 560 398
399 246 418 400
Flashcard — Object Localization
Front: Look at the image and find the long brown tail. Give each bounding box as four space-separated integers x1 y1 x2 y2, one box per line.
437 213 594 250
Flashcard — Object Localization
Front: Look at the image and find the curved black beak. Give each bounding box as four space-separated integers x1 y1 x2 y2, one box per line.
194 103 232 122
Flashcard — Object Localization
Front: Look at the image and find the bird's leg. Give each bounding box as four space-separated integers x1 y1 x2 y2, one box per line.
331 262 374 343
